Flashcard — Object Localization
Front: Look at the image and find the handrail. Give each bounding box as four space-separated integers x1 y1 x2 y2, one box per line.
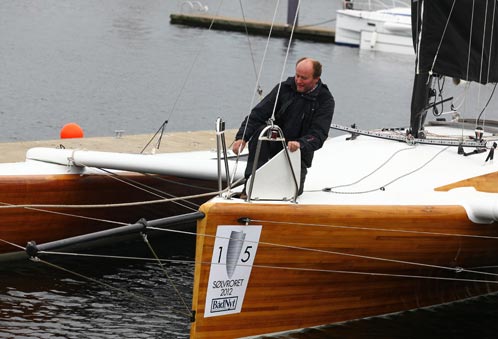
246 123 299 203
215 117 231 195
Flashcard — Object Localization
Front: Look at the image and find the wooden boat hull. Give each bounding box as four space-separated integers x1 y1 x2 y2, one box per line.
191 202 498 338
0 172 217 258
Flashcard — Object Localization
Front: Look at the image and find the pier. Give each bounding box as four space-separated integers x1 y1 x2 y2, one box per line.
170 13 335 43
0 129 237 162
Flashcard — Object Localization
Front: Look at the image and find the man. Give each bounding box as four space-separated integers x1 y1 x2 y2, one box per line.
232 57 335 195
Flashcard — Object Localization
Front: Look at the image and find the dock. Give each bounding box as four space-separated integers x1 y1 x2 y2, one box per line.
0 129 237 162
170 13 335 43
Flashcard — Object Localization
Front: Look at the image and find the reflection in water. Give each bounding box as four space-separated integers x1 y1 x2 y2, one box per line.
111 3 154 47
0 233 195 338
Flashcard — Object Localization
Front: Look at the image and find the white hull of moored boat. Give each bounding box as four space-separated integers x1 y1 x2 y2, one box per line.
335 7 413 55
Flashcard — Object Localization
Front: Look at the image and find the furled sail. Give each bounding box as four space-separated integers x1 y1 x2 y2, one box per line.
409 0 498 137
413 0 498 84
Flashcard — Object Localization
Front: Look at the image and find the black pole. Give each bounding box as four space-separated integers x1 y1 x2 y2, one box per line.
287 0 299 26
25 211 205 257
410 72 431 138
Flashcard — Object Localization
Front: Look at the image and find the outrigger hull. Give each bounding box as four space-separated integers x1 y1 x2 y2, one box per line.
0 170 218 259
191 201 498 338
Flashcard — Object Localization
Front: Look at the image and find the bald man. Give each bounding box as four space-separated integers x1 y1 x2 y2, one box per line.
233 57 335 196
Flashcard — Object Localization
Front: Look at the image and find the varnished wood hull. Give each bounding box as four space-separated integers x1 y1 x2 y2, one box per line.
0 173 217 258
191 202 498 338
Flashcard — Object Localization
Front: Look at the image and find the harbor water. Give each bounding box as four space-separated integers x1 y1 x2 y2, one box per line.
0 0 416 143
2 0 498 338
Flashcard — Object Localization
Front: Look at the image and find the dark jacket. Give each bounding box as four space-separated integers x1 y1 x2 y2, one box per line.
236 76 335 168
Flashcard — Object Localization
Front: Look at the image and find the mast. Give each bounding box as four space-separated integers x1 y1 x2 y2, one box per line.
409 0 430 138
409 72 431 138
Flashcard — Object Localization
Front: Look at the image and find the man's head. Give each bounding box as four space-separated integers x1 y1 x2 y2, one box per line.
294 57 321 93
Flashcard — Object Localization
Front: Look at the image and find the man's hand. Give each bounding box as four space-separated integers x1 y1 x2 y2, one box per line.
232 139 246 155
287 141 300 152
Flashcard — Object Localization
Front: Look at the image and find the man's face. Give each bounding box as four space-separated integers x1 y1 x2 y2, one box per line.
294 60 319 93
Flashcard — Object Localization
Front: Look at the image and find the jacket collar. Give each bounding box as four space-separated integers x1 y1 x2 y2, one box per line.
286 76 322 98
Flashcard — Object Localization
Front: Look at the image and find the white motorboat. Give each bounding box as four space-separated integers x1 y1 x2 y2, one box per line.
335 2 413 55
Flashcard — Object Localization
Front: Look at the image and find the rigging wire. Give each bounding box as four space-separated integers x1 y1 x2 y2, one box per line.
0 189 223 210
230 0 281 187
475 0 498 129
237 0 262 94
34 250 498 286
143 0 271 157
0 188 221 251
270 0 301 122
487 0 497 84
29 256 192 318
0 238 25 250
0 201 128 225
474 0 485 130
141 233 192 317
34 223 498 286
230 0 305 189
476 83 498 125
429 0 457 76
479 0 488 86
93 167 201 212
146 227 498 281
140 0 227 154
466 0 475 83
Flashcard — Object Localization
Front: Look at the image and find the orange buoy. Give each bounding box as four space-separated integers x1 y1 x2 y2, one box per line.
60 123 84 139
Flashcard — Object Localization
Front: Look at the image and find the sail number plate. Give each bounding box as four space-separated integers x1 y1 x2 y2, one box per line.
204 225 262 317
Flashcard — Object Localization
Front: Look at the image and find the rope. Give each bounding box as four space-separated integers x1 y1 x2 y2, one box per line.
147 226 498 280
466 0 475 82
476 83 498 125
487 1 497 84
323 146 415 193
142 233 193 317
0 238 25 250
237 0 261 92
0 187 223 249
478 0 488 86
35 224 498 286
0 190 222 210
140 0 226 154
219 261 498 285
237 0 281 144
230 0 281 187
429 0 457 76
93 167 201 212
248 218 498 241
270 0 301 122
36 250 196 265
37 249 498 286
0 202 128 225
322 145 450 195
